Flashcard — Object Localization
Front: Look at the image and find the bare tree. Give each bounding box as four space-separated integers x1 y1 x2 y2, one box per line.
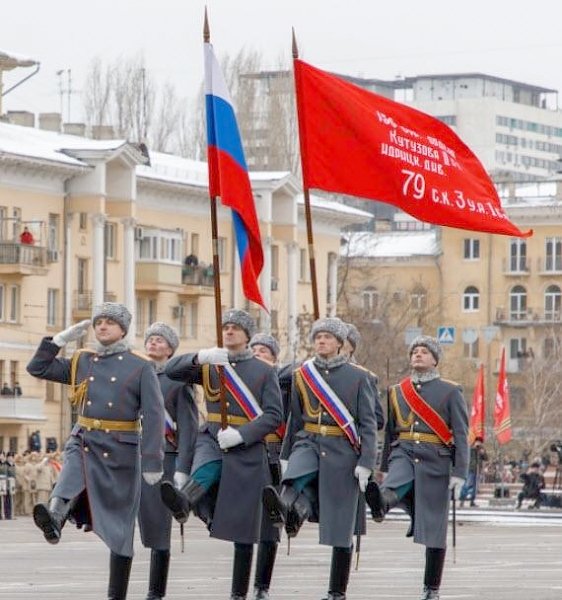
82 53 190 153
513 334 562 456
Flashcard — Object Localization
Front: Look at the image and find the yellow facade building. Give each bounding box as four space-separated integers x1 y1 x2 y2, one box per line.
0 121 369 453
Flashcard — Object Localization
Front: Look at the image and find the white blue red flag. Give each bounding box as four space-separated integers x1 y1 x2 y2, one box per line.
204 42 266 309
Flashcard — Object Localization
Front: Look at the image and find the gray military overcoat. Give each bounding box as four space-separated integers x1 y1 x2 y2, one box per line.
165 351 283 544
283 359 378 548
380 376 469 549
27 338 165 557
138 370 198 550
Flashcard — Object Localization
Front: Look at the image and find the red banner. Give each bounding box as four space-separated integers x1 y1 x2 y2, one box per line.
469 363 485 444
494 348 512 444
294 59 532 238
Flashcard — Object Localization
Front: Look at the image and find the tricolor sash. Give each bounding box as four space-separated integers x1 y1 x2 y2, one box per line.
299 359 360 449
164 409 177 448
223 364 263 421
399 378 453 446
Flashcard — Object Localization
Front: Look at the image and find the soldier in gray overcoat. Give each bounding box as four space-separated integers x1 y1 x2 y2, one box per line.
27 302 165 600
342 323 384 552
263 317 378 600
248 332 287 600
138 322 198 600
160 309 283 600
366 335 469 600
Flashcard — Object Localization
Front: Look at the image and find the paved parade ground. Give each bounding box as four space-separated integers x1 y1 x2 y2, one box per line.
1 510 562 600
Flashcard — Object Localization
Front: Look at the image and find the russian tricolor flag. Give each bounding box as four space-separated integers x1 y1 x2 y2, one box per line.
204 42 266 310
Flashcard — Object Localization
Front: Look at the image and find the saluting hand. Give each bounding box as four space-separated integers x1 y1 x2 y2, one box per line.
53 319 91 347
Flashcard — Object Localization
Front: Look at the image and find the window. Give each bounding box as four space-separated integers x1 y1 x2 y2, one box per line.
544 285 562 321
509 338 527 372
8 285 19 322
12 208 21 241
77 258 88 294
362 286 378 318
0 284 4 321
509 285 527 320
509 239 527 272
9 361 18 387
136 297 145 336
462 286 479 312
463 339 479 359
463 239 480 260
148 299 157 325
47 289 58 327
104 222 116 259
299 248 309 281
137 228 182 264
410 287 427 311
48 214 59 251
0 207 6 240
187 302 198 339
191 233 199 256
271 245 279 280
545 237 562 271
79 212 88 230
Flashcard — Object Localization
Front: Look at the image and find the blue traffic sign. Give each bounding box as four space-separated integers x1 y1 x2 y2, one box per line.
437 326 455 345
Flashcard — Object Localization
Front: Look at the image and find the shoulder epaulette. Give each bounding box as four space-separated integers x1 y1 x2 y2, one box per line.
350 363 379 379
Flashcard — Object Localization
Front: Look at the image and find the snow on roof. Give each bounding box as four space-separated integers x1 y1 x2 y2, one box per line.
137 151 293 188
0 49 38 69
297 193 372 219
0 121 131 167
342 230 439 258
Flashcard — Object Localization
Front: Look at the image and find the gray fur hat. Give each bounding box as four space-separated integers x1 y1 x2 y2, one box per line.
144 322 180 355
408 335 442 364
250 333 280 359
310 317 348 344
222 309 256 340
345 323 361 351
92 302 132 334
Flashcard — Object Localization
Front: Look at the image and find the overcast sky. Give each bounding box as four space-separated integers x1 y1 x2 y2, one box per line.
2 0 562 122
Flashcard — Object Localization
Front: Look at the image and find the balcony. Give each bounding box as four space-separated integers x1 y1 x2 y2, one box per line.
0 242 48 275
73 291 117 318
181 265 215 297
0 397 45 423
494 307 562 326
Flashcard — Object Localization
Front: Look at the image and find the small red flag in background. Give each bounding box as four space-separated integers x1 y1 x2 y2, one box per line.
494 348 512 445
469 364 485 444
294 59 532 238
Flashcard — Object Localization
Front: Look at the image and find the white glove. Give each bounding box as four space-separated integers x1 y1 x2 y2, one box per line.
280 459 288 476
143 471 163 485
217 426 244 450
449 476 465 492
174 471 189 490
53 319 91 347
354 465 372 492
197 346 229 366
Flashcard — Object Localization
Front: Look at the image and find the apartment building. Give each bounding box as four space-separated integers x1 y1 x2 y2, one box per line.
0 121 369 453
339 182 562 437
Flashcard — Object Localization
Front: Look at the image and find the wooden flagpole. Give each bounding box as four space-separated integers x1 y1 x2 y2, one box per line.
293 29 320 321
204 8 228 430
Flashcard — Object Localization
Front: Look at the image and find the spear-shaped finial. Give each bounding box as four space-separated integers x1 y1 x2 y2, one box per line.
292 27 299 59
204 6 210 43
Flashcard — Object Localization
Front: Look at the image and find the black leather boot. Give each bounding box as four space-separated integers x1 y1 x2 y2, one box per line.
321 546 353 600
230 543 253 600
420 547 445 600
32 497 71 544
262 485 309 538
108 552 133 600
160 477 206 524
364 481 399 522
146 549 170 599
252 541 278 599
